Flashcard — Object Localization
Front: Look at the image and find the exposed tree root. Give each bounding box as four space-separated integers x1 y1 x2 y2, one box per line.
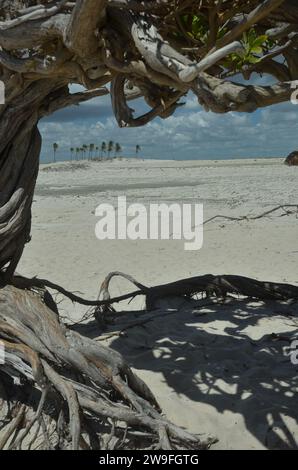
1 272 297 449
97 272 298 313
0 282 216 450
5 269 298 315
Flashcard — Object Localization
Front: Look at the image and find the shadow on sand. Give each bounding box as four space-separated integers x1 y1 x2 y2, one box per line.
76 297 298 449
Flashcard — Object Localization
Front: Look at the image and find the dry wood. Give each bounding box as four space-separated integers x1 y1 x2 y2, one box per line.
1 270 297 449
0 282 216 449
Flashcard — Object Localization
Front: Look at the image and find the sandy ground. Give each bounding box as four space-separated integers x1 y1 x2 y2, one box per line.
19 157 298 449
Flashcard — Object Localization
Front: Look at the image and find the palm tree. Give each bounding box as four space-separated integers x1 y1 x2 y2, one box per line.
95 146 99 158
107 140 114 158
53 143 58 163
82 144 88 160
136 144 141 158
75 147 80 160
89 143 95 160
101 142 106 158
70 147 74 161
115 143 122 158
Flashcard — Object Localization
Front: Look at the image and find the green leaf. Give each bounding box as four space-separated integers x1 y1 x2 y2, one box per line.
252 35 268 47
250 46 263 54
247 55 261 64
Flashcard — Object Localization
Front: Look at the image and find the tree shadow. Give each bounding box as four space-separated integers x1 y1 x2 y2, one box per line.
84 297 298 449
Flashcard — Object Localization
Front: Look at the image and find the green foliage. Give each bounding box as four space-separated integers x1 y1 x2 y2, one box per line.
177 13 275 74
186 14 208 41
223 29 269 71
178 14 227 43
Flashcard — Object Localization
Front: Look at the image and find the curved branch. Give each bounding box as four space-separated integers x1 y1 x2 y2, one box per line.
111 73 184 127
193 74 296 113
179 41 244 82
0 0 69 31
213 0 286 51
40 86 110 118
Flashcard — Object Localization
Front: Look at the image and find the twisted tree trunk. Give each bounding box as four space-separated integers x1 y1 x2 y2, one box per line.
0 125 40 279
0 78 58 277
0 75 108 276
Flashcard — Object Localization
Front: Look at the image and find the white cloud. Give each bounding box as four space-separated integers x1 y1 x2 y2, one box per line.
39 91 298 162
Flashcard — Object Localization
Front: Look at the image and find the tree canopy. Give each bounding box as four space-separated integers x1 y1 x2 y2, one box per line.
1 0 298 128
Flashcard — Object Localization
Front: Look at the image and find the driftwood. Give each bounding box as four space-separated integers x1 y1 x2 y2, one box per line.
1 0 298 450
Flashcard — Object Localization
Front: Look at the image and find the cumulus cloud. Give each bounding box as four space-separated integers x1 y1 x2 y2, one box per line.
39 89 298 162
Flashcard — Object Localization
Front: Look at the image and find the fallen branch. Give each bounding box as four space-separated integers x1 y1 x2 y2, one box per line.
95 272 298 314
203 204 298 226
4 267 298 318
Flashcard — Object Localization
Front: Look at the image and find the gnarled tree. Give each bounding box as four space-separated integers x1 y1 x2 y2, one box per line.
0 0 298 450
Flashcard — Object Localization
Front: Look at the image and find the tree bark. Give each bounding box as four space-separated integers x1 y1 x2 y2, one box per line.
0 78 61 278
0 124 40 279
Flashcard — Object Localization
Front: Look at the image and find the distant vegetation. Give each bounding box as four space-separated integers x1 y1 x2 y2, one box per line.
52 142 142 162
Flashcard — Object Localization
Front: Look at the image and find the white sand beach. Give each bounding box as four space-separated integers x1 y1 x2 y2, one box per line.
19 157 298 449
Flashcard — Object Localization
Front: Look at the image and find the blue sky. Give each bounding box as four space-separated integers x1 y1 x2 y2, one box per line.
39 80 298 163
